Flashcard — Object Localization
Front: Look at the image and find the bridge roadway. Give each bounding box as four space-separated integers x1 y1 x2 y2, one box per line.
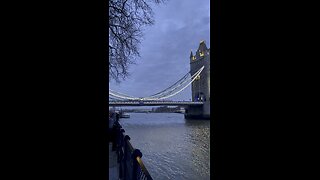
109 100 204 106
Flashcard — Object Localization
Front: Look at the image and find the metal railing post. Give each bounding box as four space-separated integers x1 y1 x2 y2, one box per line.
109 117 153 180
117 129 125 162
118 129 125 179
123 135 131 180
132 149 142 180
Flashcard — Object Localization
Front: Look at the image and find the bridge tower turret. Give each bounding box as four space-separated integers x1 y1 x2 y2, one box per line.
185 41 210 119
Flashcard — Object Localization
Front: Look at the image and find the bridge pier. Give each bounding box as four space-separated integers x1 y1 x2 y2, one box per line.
186 41 210 120
184 105 210 120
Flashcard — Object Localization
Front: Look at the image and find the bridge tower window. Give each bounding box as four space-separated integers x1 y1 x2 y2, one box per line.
195 92 206 102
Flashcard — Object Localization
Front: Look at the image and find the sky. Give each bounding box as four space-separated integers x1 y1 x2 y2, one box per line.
110 0 210 101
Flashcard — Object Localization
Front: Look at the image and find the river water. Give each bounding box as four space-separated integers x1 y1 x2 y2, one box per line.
119 113 210 180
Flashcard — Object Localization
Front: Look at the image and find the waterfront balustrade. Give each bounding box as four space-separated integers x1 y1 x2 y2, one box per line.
113 120 153 180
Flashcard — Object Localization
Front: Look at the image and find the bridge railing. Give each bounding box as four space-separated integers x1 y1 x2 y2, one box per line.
113 120 153 180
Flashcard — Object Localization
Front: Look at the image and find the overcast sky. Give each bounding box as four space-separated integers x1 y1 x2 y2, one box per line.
110 0 210 101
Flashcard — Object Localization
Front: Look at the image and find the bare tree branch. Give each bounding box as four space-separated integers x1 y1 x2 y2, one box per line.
109 0 166 82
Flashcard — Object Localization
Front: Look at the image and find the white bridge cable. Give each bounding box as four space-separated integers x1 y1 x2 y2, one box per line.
109 89 140 100
142 66 204 100
109 94 129 100
109 91 138 100
109 89 132 96
141 68 200 99
109 96 122 101
142 75 190 99
144 72 191 98
109 71 191 101
109 92 139 100
109 93 132 100
109 89 137 98
109 66 204 101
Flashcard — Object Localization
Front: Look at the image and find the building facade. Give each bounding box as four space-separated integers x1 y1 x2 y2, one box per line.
185 41 210 119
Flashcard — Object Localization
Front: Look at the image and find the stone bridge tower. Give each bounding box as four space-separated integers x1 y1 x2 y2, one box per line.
185 41 210 119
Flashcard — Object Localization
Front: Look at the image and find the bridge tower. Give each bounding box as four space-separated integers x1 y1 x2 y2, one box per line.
185 41 210 119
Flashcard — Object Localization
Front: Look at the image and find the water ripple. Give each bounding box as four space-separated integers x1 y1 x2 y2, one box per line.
120 113 210 180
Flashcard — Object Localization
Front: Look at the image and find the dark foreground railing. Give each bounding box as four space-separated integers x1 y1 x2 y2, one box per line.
113 120 153 180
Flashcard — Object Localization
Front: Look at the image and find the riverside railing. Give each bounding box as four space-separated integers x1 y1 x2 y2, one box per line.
113 120 153 180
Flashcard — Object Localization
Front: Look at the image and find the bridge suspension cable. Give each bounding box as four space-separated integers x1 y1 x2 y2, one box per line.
109 66 204 101
144 71 190 98
109 90 139 100
109 89 137 98
141 66 204 100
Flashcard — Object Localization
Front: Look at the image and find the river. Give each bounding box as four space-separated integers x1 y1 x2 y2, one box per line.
119 113 210 180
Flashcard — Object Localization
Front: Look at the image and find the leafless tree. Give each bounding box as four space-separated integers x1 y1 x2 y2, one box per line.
109 0 165 82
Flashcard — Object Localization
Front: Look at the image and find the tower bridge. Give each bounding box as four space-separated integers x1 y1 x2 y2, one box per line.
109 41 210 119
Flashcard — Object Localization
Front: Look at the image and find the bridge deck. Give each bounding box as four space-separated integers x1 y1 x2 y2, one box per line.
109 101 204 106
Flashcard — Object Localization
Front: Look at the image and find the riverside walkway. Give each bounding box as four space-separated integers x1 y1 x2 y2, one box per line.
109 142 119 180
109 111 153 180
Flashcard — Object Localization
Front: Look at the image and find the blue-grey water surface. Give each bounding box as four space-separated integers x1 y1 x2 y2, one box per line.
119 113 210 180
